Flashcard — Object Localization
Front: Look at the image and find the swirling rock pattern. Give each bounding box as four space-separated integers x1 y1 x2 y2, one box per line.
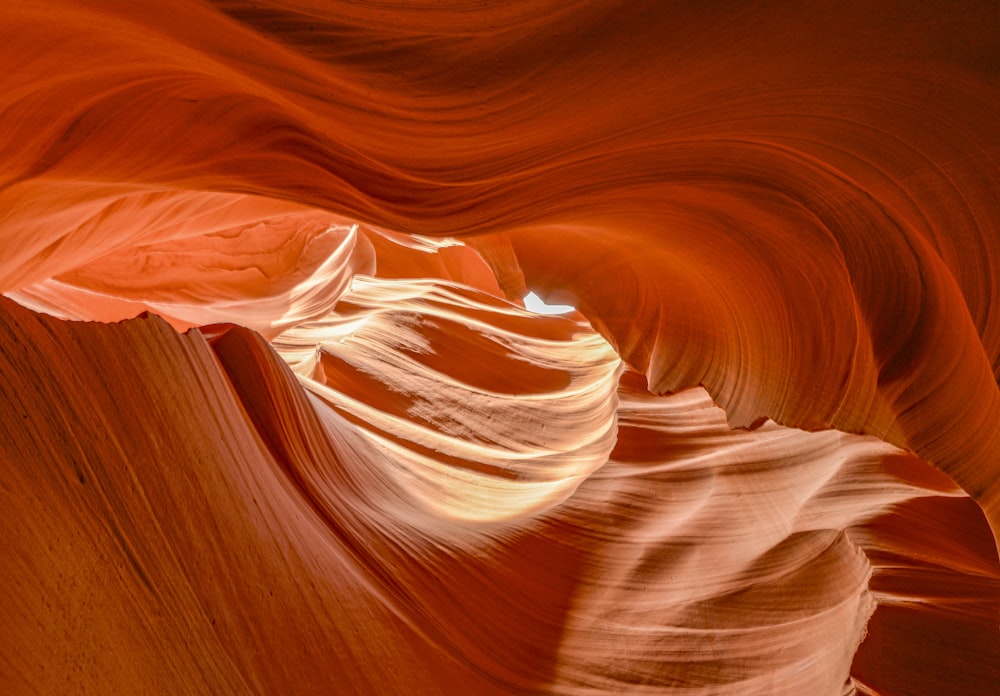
0 1 998 694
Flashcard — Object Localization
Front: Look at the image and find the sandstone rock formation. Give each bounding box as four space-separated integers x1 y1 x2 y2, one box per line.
0 2 997 693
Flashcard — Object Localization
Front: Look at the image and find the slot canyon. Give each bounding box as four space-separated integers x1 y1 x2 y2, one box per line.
0 1 998 694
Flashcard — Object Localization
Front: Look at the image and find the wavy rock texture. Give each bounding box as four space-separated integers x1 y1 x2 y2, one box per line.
1 1 998 694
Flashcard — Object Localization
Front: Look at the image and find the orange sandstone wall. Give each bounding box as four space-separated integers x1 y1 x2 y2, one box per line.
0 1 997 694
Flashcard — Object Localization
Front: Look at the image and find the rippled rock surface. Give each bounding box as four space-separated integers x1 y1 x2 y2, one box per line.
0 2 998 694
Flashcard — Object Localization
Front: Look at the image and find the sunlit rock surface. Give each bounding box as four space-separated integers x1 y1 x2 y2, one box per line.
0 1 998 694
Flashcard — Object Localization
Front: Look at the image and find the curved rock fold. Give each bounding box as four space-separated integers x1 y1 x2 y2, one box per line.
0 1 998 694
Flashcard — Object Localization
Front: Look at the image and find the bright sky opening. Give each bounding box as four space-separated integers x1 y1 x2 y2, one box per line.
523 291 575 315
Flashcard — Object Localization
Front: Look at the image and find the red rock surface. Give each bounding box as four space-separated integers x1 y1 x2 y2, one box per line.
0 1 998 694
